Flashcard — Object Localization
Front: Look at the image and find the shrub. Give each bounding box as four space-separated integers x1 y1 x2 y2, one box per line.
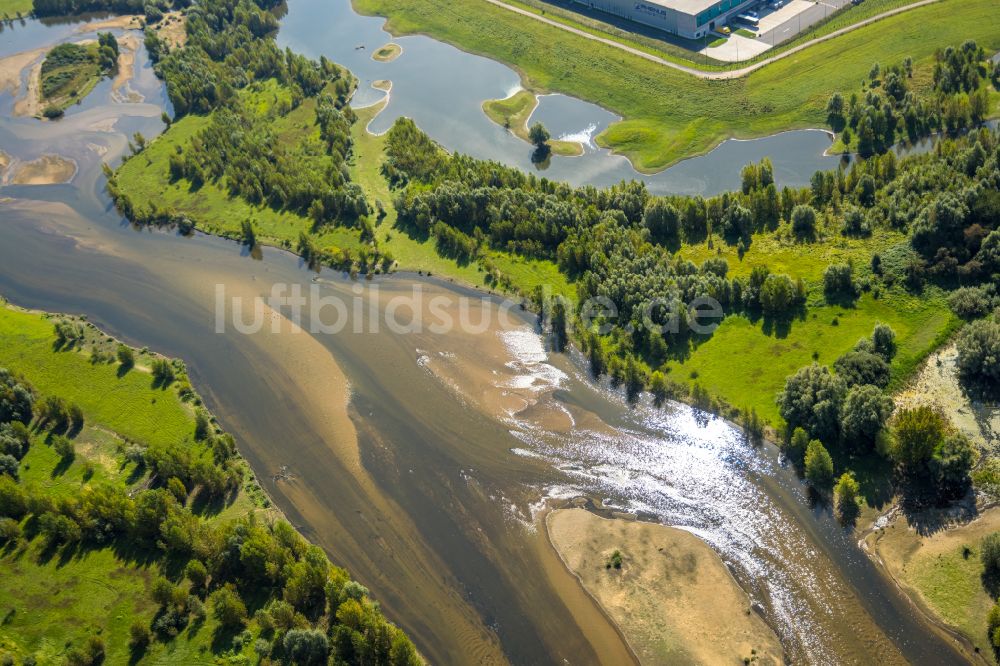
834 351 890 388
823 263 856 297
283 629 329 665
983 533 1000 574
947 286 993 319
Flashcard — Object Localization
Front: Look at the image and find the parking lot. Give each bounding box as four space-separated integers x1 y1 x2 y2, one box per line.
757 0 852 47
700 0 854 61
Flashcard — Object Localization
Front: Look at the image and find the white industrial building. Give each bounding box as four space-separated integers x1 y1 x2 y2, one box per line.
572 0 755 39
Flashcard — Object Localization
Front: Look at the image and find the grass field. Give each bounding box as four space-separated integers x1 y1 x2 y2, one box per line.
0 0 32 17
0 303 263 664
115 80 365 253
353 0 1000 171
869 506 1000 662
482 90 584 156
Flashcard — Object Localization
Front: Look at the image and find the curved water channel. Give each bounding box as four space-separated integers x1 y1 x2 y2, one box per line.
0 7 972 665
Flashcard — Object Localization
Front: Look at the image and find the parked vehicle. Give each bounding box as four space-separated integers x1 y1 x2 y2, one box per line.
719 25 732 34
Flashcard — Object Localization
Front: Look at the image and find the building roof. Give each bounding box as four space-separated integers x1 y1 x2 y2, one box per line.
633 0 743 17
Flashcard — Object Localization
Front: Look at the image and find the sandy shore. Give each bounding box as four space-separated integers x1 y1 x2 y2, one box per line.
865 505 1000 661
372 43 402 62
546 508 783 665
112 34 143 102
0 48 45 99
9 154 77 184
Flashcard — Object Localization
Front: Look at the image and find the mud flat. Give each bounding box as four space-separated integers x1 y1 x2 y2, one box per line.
546 508 784 665
9 154 76 184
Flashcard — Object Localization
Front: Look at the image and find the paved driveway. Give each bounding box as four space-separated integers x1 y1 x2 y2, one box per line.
758 0 852 46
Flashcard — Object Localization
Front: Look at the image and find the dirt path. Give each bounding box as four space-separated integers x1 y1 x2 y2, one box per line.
484 0 941 80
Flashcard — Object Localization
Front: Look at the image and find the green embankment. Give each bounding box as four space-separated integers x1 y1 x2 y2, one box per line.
353 0 1000 171
0 0 32 16
115 79 364 253
482 90 584 157
0 305 260 663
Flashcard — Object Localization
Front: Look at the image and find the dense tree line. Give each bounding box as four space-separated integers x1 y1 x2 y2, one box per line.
386 118 999 411
827 41 997 157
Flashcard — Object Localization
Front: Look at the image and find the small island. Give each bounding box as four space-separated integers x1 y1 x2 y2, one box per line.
38 33 119 118
483 90 583 157
372 42 402 63
547 509 783 665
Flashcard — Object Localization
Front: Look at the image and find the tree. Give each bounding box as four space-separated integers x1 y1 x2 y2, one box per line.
834 472 861 524
983 532 1000 575
52 434 75 461
823 263 855 298
528 122 550 149
931 433 976 501
891 406 946 472
283 629 329 665
840 384 893 447
871 323 897 362
791 204 817 239
759 274 799 314
834 351 890 388
955 319 1000 396
211 585 247 629
643 199 681 247
0 454 18 480
116 344 135 368
786 427 810 465
805 439 834 489
777 364 847 442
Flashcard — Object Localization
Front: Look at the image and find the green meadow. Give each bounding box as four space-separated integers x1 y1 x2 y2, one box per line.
115 80 365 253
0 0 32 16
0 304 262 663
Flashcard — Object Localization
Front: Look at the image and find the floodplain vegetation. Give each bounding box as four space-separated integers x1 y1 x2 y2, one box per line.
38 33 119 117
0 303 420 665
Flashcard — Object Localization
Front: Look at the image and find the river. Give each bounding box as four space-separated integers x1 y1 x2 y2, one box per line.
0 7 971 665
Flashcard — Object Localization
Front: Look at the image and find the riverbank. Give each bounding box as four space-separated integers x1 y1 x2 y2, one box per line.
546 508 784 664
0 298 423 664
856 337 1000 662
352 0 1000 173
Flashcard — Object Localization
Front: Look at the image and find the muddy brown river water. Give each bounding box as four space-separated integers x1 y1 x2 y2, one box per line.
0 12 973 665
